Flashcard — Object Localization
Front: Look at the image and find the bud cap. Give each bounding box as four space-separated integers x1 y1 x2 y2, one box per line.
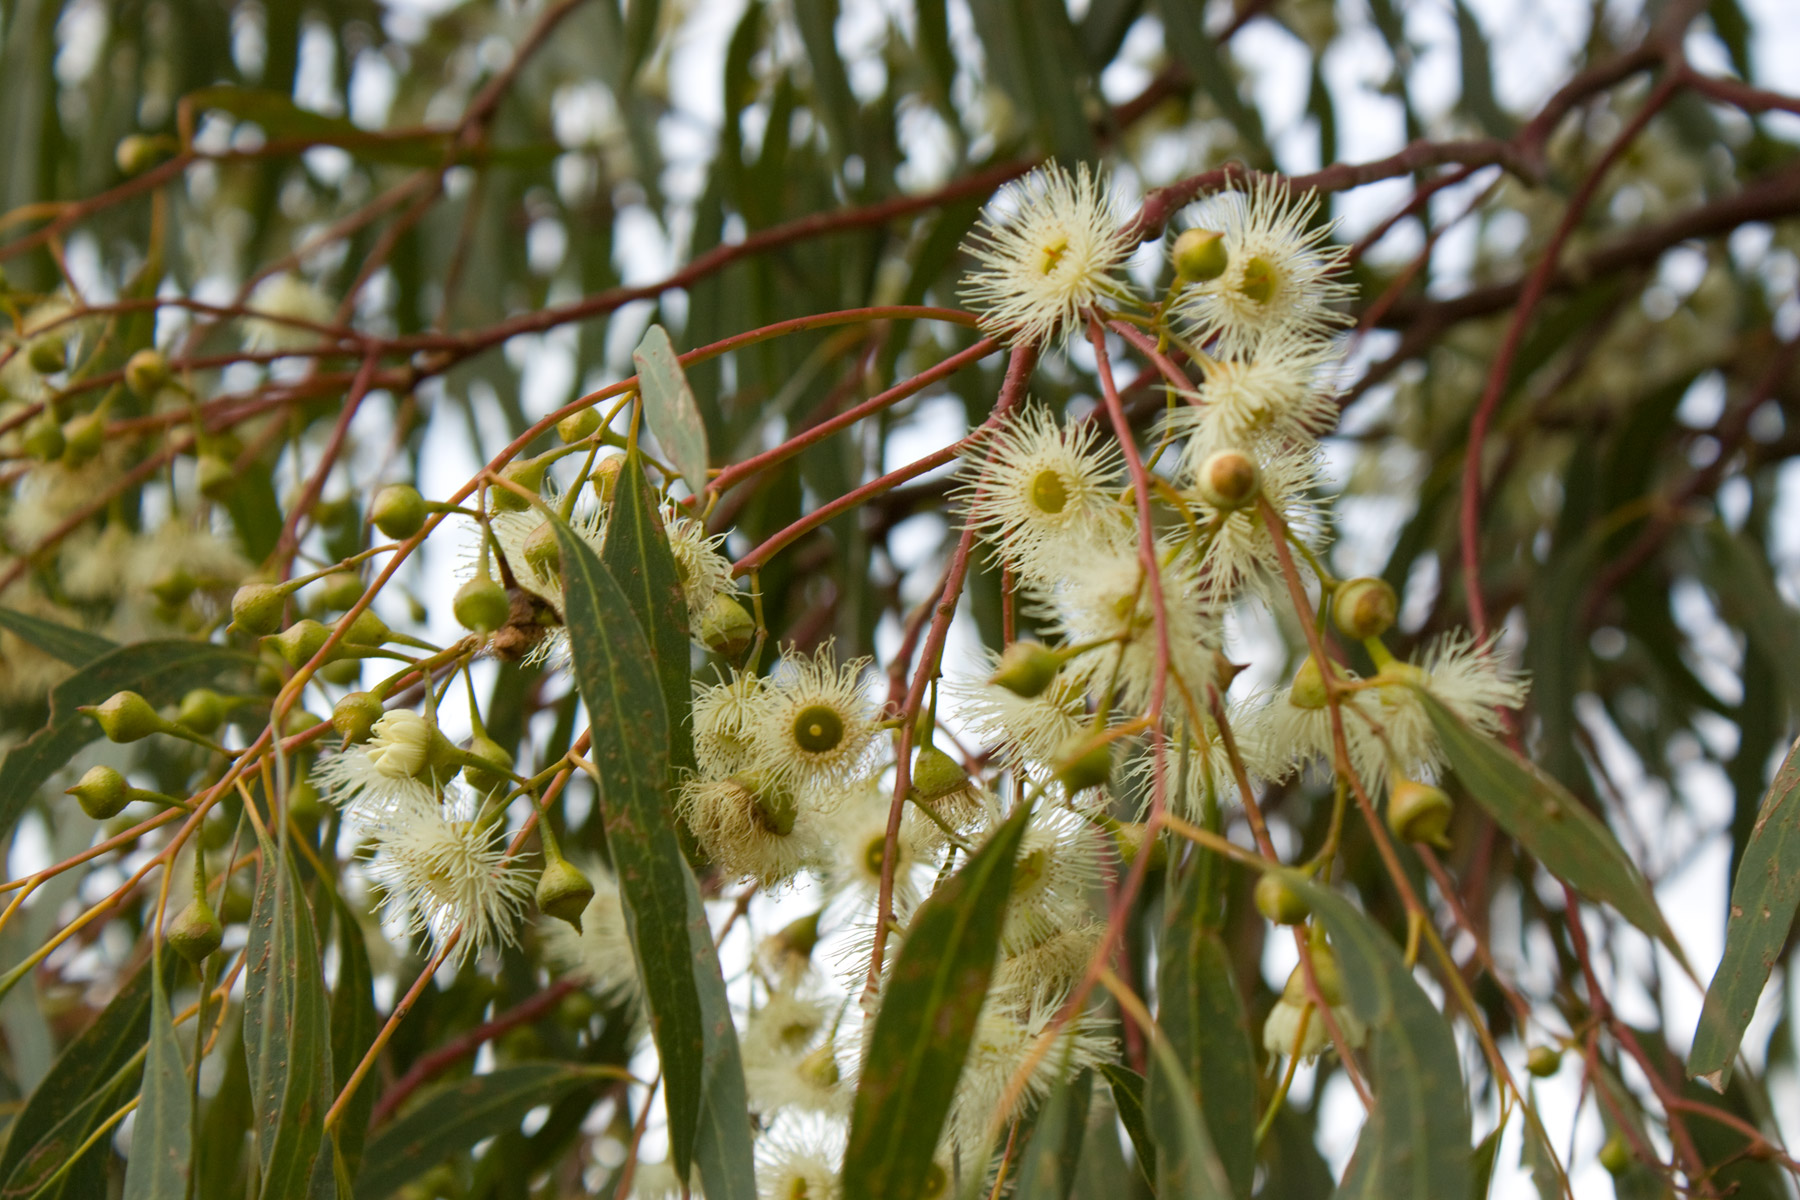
989 641 1061 698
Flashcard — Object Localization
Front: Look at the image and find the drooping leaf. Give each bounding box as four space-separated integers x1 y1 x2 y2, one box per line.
1141 1012 1234 1200
1013 1069 1091 1200
352 1064 598 1199
317 891 380 1189
0 640 253 844
243 823 333 1199
1696 524 1800 716
632 325 711 499
1519 1092 1563 1200
1689 735 1800 1087
553 513 756 1198
1417 689 1685 963
185 87 460 166
1099 1063 1155 1186
1285 874 1471 1200
1468 1123 1501 1200
1452 0 1513 137
1156 863 1255 1199
122 949 190 1200
841 804 1030 1200
1151 0 1273 166
0 606 114 666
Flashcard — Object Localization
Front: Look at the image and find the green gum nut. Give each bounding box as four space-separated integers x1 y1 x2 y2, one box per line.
272 619 332 669
1387 778 1454 850
461 734 515 795
521 521 560 578
124 348 169 398
589 454 624 503
82 691 173 743
491 458 549 512
536 856 596 933
1195 448 1260 510
1053 734 1112 794
169 895 225 963
1526 1046 1562 1078
989 641 1060 698
28 334 67 375
231 582 288 636
698 593 754 657
341 608 390 646
1172 227 1228 283
177 688 228 735
1332 576 1399 641
371 484 427 539
556 407 601 443
149 566 197 608
1254 873 1312 925
67 765 132 819
454 574 511 634
333 692 385 744
196 452 236 500
319 571 365 611
22 411 65 462
61 410 106 466
910 745 968 801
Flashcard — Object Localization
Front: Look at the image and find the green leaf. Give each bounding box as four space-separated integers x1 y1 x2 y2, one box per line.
0 606 114 666
186 87 455 166
1155 864 1255 1198
553 513 756 1198
1013 1069 1091 1200
1150 0 1273 167
0 952 161 1192
599 450 695 779
1451 0 1513 137
1099 1064 1154 1186
1689 735 1800 1088
1468 1123 1501 1200
1696 525 1800 716
1142 1012 1234 1199
841 804 1030 1200
632 325 711 499
318 892 380 1189
792 0 858 162
243 823 333 1200
1519 1092 1562 1200
123 950 191 1200
1285 874 1471 1200
352 1064 597 1199
0 639 254 846
1417 689 1684 963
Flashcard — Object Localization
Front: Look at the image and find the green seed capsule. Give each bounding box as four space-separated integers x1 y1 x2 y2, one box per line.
1333 576 1399 641
371 484 427 539
67 765 132 819
168 895 225 963
911 746 969 801
454 575 511 634
556 407 601 443
332 692 385 743
1172 227 1228 282
1254 873 1312 925
177 688 228 735
536 856 596 933
124 348 169 398
1053 734 1112 794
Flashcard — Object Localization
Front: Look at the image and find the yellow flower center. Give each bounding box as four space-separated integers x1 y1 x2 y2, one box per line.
1028 468 1069 515
1238 255 1279 304
792 703 845 754
861 834 888 879
1037 235 1070 276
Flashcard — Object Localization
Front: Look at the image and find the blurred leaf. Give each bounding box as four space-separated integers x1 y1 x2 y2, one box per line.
1099 1063 1155 1186
1078 0 1144 68
321 892 379 1184
1151 0 1273 167
1468 1123 1501 1200
553 513 756 1198
185 88 455 165
243 824 333 1199
793 0 858 163
1287 873 1471 1200
0 640 254 848
1013 1069 1091 1200
1708 0 1753 79
1306 56 1337 167
1689 734 1800 1088
1258 1101 1333 1200
223 459 285 563
1155 865 1254 1199
1695 524 1800 715
1452 1 1513 137
624 0 661 82
352 1064 596 1199
841 804 1030 1200
1142 1006 1234 1199
1418 690 1685 964
633 325 712 499
965 0 1096 161
122 950 190 1200
0 952 162 1193
1519 1092 1562 1200
0 607 113 665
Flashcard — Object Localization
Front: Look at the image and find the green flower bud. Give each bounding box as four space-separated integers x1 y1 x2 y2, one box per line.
772 910 822 962
737 770 799 837
454 574 511 634
1599 1133 1631 1176
371 484 427 539
1387 778 1454 850
168 895 224 963
461 734 515 795
177 688 228 735
1111 821 1166 870
273 619 332 668
149 566 197 608
124 348 169 398
28 334 67 375
1288 656 1331 709
282 708 327 738
319 571 364 611
22 411 65 462
231 582 288 636
556 407 602 443
536 855 596 933
115 134 166 176
698 593 754 657
911 745 969 801
1526 1046 1562 1078
67 765 132 819
1053 734 1112 794
1172 227 1228 282
1332 576 1399 642
333 692 385 743
1194 448 1260 510
521 521 560 579
989 641 1061 698
61 410 106 466
589 454 624 503
341 608 389 646
1254 873 1312 925
82 691 173 743
319 659 363 686
196 452 235 500
1282 943 1347 1007
491 458 549 511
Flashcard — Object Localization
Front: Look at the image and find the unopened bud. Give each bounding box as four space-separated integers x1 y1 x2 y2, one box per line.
521 521 560 579
454 574 511 634
1112 821 1166 869
1387 778 1454 850
1332 577 1398 641
1282 944 1347 1007
272 619 331 668
1195 449 1260 510
1172 227 1228 283
556 407 602 443
798 1044 840 1088
61 411 106 466
22 412 65 461
911 745 969 801
177 688 228 735
371 484 427 539
124 348 169 398
1053 734 1112 794
989 641 1060 698
1599 1133 1631 1176
589 454 625 503
492 458 549 512
537 855 596 932
28 334 67 375
332 692 385 744
149 566 197 608
320 659 363 686
115 134 165 176
82 691 173 743
319 571 364 611
169 895 225 963
1526 1046 1562 1078
772 910 822 962
1254 873 1312 925
462 734 515 795
737 771 798 837
698 593 754 657
231 582 288 636
340 608 389 646
1288 657 1331 709
196 452 235 500
67 765 132 819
